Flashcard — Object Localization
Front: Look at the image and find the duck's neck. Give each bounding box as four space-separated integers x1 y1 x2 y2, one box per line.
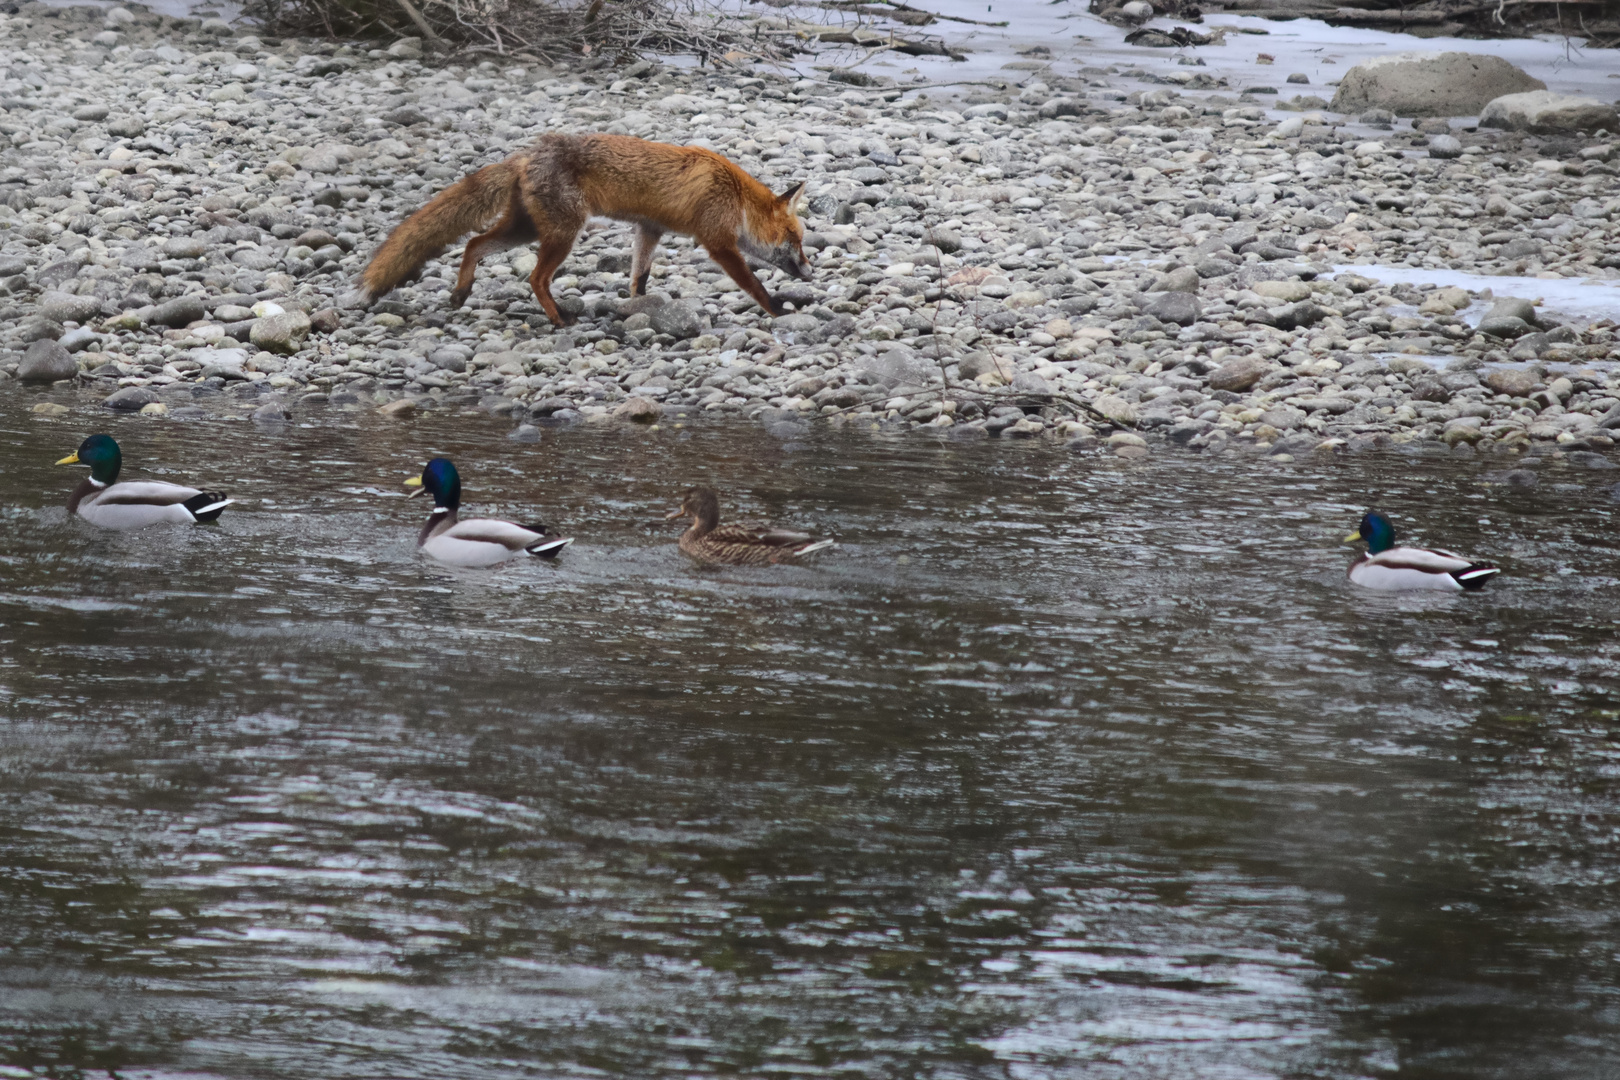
420 506 457 545
688 506 719 539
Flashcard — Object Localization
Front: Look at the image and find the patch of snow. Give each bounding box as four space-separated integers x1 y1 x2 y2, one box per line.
792 0 1620 109
1329 264 1620 326
41 0 245 21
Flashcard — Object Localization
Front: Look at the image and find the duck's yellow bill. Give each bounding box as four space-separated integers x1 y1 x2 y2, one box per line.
55 452 80 465
1343 531 1362 543
404 475 425 497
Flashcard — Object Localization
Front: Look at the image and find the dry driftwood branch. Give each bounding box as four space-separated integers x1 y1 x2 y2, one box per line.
880 0 1007 26
394 0 445 42
1323 7 1455 22
816 1 939 24
248 0 773 65
816 0 1008 25
811 27 965 58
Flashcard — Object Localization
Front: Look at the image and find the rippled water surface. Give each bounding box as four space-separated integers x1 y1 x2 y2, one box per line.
2 387 1619 1080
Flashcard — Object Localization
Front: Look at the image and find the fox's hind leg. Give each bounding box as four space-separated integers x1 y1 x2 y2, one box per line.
516 170 586 327
629 223 664 297
450 202 537 309
528 229 582 327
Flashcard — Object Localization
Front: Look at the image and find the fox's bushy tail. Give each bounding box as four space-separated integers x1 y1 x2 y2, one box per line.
353 158 520 304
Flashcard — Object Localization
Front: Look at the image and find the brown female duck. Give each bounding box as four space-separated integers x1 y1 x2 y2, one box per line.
666 485 835 566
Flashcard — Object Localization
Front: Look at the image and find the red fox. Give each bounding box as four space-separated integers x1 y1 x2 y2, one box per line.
353 133 813 326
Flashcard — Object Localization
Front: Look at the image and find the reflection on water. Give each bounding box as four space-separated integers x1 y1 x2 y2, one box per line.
1 388 1618 1079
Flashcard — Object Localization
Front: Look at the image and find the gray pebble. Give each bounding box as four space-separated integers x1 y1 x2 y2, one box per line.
103 386 160 411
149 296 208 329
1428 134 1463 159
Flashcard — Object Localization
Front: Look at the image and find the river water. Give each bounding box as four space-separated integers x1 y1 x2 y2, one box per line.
2 385 1618 1079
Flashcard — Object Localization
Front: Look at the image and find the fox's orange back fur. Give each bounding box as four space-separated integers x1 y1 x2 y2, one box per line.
356 134 811 324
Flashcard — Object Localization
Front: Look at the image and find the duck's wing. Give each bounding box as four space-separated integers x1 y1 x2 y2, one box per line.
1371 546 1475 574
714 522 819 548
97 480 204 507
1409 546 1500 588
444 517 547 552
700 523 835 564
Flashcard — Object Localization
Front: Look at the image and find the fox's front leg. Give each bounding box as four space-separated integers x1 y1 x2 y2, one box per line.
707 244 786 316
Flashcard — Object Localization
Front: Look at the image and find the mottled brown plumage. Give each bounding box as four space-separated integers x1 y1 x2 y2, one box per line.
666 486 835 566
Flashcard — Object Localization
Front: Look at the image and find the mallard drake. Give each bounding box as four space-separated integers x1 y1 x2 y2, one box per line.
55 434 232 530
404 457 572 567
1344 511 1500 592
666 485 834 566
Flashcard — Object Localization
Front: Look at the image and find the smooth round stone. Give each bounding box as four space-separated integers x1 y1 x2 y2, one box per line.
1479 316 1533 339
1429 133 1464 159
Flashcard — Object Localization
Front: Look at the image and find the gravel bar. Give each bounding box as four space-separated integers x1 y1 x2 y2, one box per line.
3 2 1619 461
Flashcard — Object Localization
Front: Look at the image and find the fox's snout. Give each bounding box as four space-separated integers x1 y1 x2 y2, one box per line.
742 230 814 284
764 237 812 281
782 250 813 282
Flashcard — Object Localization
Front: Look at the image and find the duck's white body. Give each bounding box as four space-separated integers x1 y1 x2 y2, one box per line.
418 508 573 567
70 479 234 531
1348 546 1500 592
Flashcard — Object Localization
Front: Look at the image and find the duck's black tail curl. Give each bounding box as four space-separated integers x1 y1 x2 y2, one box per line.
1453 563 1500 590
523 528 573 558
184 492 233 523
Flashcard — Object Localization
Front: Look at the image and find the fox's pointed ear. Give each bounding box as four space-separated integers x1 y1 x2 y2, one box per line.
777 181 807 213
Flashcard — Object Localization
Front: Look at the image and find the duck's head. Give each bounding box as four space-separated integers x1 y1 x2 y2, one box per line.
666 485 720 530
56 434 122 485
1345 511 1396 554
405 457 461 513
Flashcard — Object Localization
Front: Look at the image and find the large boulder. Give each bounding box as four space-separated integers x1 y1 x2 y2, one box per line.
37 291 103 324
17 339 78 382
1143 290 1201 327
613 396 662 423
386 37 423 60
250 310 312 354
1330 52 1544 118
1208 356 1270 393
1485 368 1542 397
103 386 159 411
648 298 703 340
1479 91 1620 134
857 343 938 392
149 295 207 328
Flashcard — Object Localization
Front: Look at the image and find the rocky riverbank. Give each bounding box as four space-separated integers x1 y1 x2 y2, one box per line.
3 1 1619 460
